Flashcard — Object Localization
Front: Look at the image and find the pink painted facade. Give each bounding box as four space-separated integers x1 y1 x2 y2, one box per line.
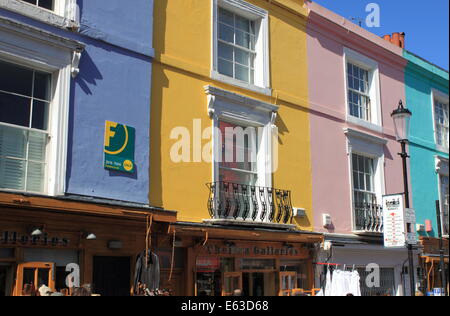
305 2 409 234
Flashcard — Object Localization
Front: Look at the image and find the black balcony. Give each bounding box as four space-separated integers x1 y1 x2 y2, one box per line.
207 182 293 224
354 203 384 233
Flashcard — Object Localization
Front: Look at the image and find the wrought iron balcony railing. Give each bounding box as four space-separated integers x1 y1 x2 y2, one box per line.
354 202 384 234
207 182 293 225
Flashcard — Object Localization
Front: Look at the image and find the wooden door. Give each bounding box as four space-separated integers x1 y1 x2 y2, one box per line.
279 271 297 296
222 272 242 296
14 262 55 296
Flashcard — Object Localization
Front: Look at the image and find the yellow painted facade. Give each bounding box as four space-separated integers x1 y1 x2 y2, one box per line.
150 0 313 231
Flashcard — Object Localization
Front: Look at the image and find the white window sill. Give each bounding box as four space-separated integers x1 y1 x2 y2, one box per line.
211 71 272 97
346 115 383 133
0 188 56 198
0 0 78 29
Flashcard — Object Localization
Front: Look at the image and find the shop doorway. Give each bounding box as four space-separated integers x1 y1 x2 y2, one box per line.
0 264 13 297
242 272 277 296
93 256 131 297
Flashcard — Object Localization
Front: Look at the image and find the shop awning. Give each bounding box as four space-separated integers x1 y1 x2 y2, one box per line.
0 192 177 223
170 222 324 244
422 256 449 264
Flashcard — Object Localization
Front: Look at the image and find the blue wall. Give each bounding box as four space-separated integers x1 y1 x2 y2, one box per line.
0 0 154 205
66 0 153 204
405 51 449 238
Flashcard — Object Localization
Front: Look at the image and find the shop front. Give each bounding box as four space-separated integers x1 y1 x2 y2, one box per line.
419 237 449 296
171 223 323 297
0 192 176 296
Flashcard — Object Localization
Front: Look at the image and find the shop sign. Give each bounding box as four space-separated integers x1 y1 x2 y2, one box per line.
0 231 69 247
104 121 136 173
205 245 301 257
382 194 417 248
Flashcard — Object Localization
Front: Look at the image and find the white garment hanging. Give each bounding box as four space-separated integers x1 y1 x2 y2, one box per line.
324 268 332 296
349 270 362 296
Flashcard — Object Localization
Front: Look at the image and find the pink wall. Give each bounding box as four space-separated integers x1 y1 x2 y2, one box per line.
306 3 408 234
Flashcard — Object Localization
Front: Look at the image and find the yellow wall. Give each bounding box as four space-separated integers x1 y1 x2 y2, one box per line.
150 0 313 230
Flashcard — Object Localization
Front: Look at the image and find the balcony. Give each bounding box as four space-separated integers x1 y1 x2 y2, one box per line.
207 182 293 225
354 202 384 234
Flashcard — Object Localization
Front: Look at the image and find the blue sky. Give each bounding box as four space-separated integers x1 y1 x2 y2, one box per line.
313 0 449 70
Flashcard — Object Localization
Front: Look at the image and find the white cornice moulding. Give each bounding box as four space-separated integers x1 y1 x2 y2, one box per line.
344 127 388 145
205 85 279 114
0 16 84 52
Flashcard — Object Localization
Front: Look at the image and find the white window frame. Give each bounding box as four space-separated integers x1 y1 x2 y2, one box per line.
344 48 382 132
0 16 84 196
345 128 387 233
436 156 449 237
205 85 278 190
0 0 79 28
211 0 271 96
431 89 449 153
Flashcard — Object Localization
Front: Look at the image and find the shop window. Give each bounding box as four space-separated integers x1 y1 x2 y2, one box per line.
14 262 56 296
0 60 51 194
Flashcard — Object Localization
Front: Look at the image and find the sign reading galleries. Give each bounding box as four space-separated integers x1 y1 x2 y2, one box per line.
104 121 135 173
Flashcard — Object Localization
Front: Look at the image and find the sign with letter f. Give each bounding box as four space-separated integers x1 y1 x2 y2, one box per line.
104 121 136 173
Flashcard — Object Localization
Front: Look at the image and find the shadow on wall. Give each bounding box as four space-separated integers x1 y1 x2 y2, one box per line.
150 0 169 207
76 50 104 95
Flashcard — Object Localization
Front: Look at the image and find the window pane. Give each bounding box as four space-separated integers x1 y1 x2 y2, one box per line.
236 30 251 49
235 15 250 33
353 171 360 189
218 42 233 62
235 64 249 83
37 269 50 287
219 8 234 26
219 168 256 186
0 157 26 190
0 125 27 159
31 101 49 130
235 49 249 66
218 59 234 77
33 72 51 101
0 92 31 128
26 161 45 192
28 131 47 162
0 61 33 97
219 23 234 43
38 0 53 10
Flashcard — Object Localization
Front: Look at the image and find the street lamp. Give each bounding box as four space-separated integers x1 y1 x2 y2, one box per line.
391 100 416 296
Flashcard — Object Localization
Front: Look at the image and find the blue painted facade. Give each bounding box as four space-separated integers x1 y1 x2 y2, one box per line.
0 0 154 205
404 50 449 238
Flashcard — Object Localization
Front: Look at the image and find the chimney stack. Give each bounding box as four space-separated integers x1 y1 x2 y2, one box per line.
382 32 406 49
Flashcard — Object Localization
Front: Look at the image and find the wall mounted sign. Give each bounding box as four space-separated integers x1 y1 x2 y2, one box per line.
383 194 406 248
205 245 302 257
104 121 135 173
0 231 70 247
383 194 417 248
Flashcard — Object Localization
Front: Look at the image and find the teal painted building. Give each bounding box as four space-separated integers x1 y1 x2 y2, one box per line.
404 50 449 238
